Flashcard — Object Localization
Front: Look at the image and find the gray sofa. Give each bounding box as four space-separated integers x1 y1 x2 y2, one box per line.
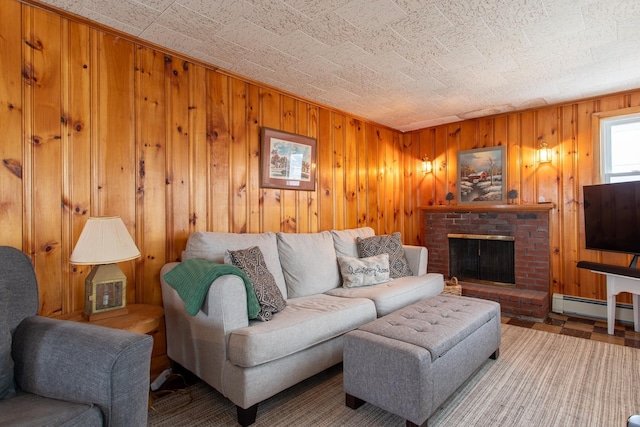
0 246 154 426
160 227 445 426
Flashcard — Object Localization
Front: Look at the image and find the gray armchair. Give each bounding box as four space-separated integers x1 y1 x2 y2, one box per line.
0 246 153 426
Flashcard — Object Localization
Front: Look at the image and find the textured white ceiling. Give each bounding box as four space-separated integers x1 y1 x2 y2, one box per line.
34 0 640 131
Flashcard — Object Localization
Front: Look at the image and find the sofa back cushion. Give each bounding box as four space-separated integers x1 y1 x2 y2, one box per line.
183 232 287 299
331 227 375 258
276 231 341 298
0 297 15 400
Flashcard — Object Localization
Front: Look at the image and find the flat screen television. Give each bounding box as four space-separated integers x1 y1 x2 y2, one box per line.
583 182 640 262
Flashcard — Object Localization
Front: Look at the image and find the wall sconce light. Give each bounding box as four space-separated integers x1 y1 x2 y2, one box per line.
538 141 551 163
422 155 433 173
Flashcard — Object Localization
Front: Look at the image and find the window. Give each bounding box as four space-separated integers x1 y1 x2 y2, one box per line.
601 113 640 183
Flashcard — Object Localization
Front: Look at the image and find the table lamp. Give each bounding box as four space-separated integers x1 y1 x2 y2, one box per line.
70 216 141 321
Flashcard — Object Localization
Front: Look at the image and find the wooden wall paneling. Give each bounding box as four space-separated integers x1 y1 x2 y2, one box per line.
135 46 167 305
366 123 379 232
558 104 579 297
378 127 392 233
317 108 333 231
207 71 230 234
575 100 603 298
392 130 402 234
259 89 282 232
298 105 314 233
66 21 92 312
333 113 346 231
165 57 191 259
506 114 521 198
96 32 137 301
535 107 561 304
344 117 358 230
519 111 536 204
189 64 209 235
230 78 248 234
478 118 494 147
434 126 449 205
0 0 25 250
29 7 64 315
355 120 368 230
308 105 320 233
417 129 434 208
280 96 297 233
247 85 261 234
401 131 416 243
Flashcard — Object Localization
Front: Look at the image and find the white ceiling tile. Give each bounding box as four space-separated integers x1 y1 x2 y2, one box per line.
216 18 281 52
302 12 362 47
154 4 221 42
133 0 175 13
139 22 201 53
390 5 452 41
78 6 144 35
176 0 255 26
245 0 310 37
83 0 160 32
283 0 351 19
335 0 406 31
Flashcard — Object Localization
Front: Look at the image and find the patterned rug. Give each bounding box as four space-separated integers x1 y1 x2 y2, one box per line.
148 324 640 426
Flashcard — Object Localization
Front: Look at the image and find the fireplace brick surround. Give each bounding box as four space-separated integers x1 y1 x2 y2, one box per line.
421 205 553 319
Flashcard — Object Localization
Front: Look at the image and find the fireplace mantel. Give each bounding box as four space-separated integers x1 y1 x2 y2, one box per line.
420 204 554 213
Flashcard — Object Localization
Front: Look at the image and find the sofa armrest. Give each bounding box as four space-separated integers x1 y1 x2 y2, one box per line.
160 262 250 393
12 315 153 426
403 245 428 276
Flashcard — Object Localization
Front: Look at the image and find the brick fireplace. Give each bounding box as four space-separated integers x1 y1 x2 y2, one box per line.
421 205 553 319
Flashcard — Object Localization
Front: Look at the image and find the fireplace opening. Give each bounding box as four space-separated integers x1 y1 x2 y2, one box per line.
448 233 515 286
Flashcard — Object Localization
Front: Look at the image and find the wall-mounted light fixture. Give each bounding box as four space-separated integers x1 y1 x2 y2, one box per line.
422 155 432 173
538 141 551 163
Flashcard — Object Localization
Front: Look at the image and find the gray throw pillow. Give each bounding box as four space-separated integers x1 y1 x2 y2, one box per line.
0 300 16 400
356 232 413 279
228 246 287 321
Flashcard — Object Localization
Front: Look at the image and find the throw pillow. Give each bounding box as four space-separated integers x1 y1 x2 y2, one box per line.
337 253 391 288
228 246 287 321
356 232 413 279
0 299 15 400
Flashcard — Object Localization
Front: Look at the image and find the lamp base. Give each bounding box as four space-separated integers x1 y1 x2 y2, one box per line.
82 307 129 322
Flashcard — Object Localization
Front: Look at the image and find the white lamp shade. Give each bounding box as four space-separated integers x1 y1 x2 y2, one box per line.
70 216 140 265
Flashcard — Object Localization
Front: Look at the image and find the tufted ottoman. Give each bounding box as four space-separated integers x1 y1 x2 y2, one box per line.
343 294 501 427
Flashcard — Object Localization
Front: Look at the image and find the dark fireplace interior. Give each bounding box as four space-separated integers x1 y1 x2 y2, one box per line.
448 234 515 286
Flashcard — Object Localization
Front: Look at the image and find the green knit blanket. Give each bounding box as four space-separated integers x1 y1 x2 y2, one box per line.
163 258 260 319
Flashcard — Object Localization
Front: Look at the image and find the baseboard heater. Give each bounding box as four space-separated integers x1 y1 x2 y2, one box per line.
552 293 634 324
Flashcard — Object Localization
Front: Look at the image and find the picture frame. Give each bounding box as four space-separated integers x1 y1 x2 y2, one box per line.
260 127 316 191
457 146 507 205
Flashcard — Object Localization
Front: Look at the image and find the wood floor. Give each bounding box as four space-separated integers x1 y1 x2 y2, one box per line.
502 312 640 348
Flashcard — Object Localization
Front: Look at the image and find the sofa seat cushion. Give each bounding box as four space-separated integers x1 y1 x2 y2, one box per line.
276 231 341 298
183 231 288 299
228 294 376 367
325 273 445 317
0 391 103 426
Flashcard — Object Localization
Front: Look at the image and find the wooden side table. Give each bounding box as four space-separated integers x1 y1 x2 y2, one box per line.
59 303 164 334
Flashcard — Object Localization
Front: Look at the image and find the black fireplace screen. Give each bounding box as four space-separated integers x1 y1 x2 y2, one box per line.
448 234 515 285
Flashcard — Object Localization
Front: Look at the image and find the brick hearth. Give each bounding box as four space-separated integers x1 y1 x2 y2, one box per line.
422 205 553 319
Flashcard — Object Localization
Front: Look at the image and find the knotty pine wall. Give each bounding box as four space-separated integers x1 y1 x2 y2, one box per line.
410 95 640 304
0 0 422 317
3 0 640 319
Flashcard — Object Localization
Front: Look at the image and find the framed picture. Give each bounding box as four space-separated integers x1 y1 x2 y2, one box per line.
457 146 507 205
260 127 316 191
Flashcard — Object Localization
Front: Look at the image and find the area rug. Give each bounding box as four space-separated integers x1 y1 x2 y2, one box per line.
148 324 640 426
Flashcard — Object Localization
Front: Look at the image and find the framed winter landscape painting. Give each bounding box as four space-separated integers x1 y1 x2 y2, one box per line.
457 146 507 205
260 127 316 191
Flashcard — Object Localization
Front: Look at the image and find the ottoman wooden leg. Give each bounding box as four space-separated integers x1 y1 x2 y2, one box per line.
490 348 500 360
345 393 366 409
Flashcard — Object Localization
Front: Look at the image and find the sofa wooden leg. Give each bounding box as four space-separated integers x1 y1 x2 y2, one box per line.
237 404 258 426
345 393 365 409
490 348 500 360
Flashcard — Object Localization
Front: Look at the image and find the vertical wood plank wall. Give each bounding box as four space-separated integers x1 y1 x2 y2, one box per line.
0 0 420 316
410 96 640 304
2 0 639 318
